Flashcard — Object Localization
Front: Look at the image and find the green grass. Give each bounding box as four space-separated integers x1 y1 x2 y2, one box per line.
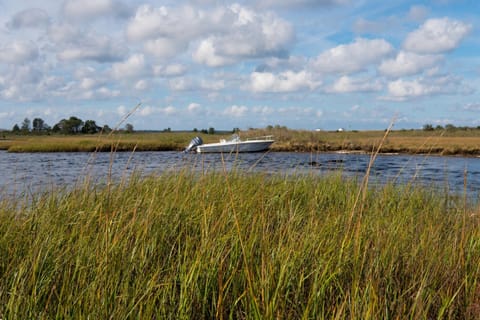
0 167 479 319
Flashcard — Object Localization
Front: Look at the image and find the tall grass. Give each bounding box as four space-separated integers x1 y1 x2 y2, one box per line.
2 129 480 155
0 167 479 318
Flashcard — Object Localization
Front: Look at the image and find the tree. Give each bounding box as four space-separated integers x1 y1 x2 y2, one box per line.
82 120 100 134
53 116 84 134
21 118 31 133
125 123 134 133
68 116 84 134
12 124 20 134
445 124 456 131
32 118 48 133
423 124 434 131
102 125 112 133
208 127 215 134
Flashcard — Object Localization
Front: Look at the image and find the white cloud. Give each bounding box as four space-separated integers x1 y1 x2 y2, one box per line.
255 0 348 8
192 38 236 67
127 4 292 67
250 70 320 93
403 18 471 54
134 80 148 91
144 38 189 60
63 0 128 20
312 38 393 74
53 26 127 63
193 5 294 66
252 106 274 115
463 103 480 112
0 41 39 64
187 102 202 113
153 64 187 77
383 75 472 101
117 105 127 116
224 105 248 117
407 5 428 21
378 51 443 78
200 79 225 91
137 105 177 117
6 8 50 29
328 76 382 93
111 54 146 79
79 77 98 90
168 78 193 91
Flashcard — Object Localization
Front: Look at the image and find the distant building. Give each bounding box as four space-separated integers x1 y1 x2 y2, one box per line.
337 128 344 132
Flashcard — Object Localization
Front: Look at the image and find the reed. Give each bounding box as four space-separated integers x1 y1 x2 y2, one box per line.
2 129 480 155
0 166 479 318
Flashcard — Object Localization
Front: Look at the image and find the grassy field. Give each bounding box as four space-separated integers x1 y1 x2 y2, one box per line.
0 167 479 318
1 128 480 155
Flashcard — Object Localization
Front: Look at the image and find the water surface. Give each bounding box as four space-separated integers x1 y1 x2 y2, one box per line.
1 150 479 199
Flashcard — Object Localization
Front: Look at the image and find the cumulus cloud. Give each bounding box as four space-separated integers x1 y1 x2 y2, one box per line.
379 51 443 78
0 41 39 64
403 18 471 54
250 70 320 93
223 105 248 117
153 64 187 77
127 4 293 66
187 102 202 113
383 75 472 101
6 8 50 29
312 38 393 74
111 54 146 79
255 0 348 8
63 0 129 20
328 76 382 93
52 25 128 63
252 106 274 115
193 5 294 66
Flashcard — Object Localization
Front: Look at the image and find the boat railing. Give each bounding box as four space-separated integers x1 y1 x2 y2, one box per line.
246 135 274 141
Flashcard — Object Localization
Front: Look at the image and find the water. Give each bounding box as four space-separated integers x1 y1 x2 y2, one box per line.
1 150 479 199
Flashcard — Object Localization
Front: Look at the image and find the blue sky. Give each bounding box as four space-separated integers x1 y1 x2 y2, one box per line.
0 0 478 131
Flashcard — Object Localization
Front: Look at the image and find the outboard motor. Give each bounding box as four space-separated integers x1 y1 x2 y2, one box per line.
184 136 203 152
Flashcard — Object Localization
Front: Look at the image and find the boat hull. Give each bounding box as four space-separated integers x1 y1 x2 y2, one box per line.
196 140 274 153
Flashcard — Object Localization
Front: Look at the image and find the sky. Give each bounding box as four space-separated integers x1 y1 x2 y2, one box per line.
0 0 479 131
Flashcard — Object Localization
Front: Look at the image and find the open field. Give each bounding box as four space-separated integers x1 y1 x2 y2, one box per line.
1 128 480 155
0 170 479 318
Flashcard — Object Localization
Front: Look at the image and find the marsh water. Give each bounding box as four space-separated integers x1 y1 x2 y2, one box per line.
1 150 480 199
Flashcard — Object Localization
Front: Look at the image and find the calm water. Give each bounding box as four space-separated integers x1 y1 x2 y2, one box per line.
1 150 480 199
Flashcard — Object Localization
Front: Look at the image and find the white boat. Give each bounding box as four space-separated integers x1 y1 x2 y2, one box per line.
185 134 274 153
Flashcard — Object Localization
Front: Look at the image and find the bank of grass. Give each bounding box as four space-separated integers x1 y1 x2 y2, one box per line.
1 168 479 318
2 128 480 155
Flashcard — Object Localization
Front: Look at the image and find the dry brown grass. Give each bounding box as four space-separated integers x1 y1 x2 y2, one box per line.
1 129 480 155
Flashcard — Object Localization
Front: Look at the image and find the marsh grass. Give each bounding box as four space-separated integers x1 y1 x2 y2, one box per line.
1 162 480 318
2 128 480 155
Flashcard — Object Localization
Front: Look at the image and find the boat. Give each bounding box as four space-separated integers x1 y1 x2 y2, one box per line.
185 134 274 153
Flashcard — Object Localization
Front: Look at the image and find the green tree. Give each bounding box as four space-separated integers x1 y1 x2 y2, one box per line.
125 123 134 133
11 124 20 134
32 118 48 133
423 124 434 131
102 125 112 133
21 118 31 133
53 117 84 134
82 120 100 134
445 124 456 131
208 127 215 134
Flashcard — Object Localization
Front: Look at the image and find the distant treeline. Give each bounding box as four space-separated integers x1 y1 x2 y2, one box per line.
6 116 237 136
9 116 133 135
423 123 480 131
